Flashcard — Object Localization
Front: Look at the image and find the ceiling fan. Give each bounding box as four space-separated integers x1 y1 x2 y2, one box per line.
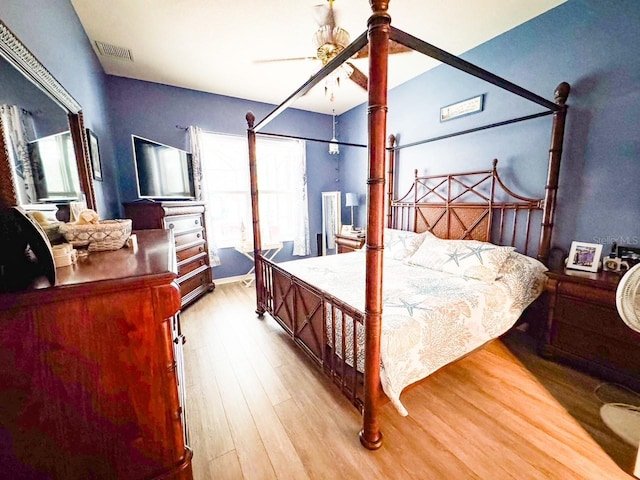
256 0 411 94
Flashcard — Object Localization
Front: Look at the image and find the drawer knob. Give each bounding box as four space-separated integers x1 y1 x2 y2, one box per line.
168 223 174 229
195 219 200 225
199 246 204 252
197 233 201 238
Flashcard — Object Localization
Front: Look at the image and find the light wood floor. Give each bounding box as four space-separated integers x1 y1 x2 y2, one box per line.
181 283 636 479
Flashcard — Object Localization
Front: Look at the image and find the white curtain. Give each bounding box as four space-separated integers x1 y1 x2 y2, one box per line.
188 125 221 266
292 140 310 256
0 105 36 204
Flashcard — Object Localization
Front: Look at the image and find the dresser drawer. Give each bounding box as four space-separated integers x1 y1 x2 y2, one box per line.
165 214 203 234
178 253 208 277
557 280 616 304
552 321 640 376
556 296 631 339
176 241 207 262
174 229 205 248
178 267 210 297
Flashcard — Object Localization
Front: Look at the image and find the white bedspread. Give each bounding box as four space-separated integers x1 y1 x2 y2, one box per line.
276 250 547 416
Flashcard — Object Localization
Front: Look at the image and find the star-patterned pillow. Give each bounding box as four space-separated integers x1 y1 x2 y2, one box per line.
406 236 515 282
384 229 433 260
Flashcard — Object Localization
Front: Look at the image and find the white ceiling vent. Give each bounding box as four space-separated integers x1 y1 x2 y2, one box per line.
94 41 134 61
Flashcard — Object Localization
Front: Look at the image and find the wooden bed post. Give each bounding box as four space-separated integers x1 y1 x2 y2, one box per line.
246 112 265 316
539 82 570 263
359 0 391 451
386 134 396 228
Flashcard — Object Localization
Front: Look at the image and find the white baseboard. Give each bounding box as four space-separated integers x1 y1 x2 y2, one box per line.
215 275 250 285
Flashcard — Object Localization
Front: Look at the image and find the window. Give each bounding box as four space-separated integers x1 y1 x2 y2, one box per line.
199 132 308 252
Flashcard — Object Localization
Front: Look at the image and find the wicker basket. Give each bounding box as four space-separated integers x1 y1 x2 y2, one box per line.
59 219 132 252
41 221 62 244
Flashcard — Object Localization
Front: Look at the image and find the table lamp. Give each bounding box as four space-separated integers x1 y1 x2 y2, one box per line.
345 192 359 230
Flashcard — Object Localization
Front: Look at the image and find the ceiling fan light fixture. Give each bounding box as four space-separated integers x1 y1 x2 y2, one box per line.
313 26 351 63
329 138 340 155
324 62 353 102
329 109 339 155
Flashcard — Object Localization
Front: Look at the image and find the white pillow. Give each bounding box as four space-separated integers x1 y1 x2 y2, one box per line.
384 228 433 260
406 235 515 282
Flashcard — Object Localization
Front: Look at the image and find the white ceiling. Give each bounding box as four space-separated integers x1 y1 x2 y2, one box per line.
70 0 566 115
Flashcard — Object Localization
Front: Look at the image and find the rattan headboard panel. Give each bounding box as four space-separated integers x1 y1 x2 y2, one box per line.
390 162 543 256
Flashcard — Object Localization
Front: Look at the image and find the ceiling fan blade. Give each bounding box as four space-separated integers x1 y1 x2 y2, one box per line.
353 40 413 59
254 56 318 64
389 41 413 55
347 62 368 91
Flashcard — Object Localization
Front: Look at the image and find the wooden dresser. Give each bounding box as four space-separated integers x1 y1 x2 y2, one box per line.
0 230 192 479
542 268 640 390
124 201 215 308
335 233 366 253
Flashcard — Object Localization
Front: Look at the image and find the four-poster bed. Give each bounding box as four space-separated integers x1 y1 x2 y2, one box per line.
246 0 570 449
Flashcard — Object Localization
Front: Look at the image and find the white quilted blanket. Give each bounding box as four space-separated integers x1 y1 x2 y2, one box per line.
277 250 547 416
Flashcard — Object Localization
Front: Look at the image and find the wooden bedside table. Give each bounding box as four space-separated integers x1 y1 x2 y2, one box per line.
542 268 640 390
335 233 365 253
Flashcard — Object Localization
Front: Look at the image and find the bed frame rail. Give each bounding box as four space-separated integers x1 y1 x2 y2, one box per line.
258 257 366 411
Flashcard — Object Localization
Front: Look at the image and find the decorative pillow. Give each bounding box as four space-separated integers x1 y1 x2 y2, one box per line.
406 236 515 282
384 229 433 260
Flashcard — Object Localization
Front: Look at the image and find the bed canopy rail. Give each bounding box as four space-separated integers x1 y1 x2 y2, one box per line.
254 131 367 149
389 27 561 111
246 0 570 451
390 110 556 152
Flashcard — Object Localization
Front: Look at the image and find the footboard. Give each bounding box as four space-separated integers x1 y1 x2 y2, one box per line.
257 255 365 411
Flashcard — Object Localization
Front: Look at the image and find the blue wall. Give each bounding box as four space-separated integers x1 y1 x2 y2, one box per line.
0 0 120 219
341 0 640 254
7 0 639 279
106 76 337 279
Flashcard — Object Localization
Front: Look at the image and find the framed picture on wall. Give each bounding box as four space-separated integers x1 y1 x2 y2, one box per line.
566 241 602 272
87 129 102 181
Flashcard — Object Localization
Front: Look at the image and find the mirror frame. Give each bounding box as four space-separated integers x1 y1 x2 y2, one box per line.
0 20 96 211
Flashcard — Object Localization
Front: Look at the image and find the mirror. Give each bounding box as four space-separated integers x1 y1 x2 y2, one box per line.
321 191 341 255
0 20 96 212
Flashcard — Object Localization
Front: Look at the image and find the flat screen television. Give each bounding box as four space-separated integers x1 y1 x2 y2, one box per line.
27 130 82 202
132 135 195 200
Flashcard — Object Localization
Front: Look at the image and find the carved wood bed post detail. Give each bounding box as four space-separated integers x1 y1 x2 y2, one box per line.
539 81 570 263
386 134 396 228
359 0 391 451
246 111 265 316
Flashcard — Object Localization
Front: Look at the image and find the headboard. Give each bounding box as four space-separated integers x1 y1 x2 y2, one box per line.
387 159 544 258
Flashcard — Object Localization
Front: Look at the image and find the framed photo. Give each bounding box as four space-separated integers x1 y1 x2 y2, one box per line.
440 94 484 122
87 129 102 181
567 241 603 272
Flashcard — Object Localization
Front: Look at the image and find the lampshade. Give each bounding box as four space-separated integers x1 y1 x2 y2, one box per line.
345 192 359 207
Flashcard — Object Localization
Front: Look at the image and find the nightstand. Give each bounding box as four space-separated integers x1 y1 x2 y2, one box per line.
335 233 365 253
541 268 640 390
